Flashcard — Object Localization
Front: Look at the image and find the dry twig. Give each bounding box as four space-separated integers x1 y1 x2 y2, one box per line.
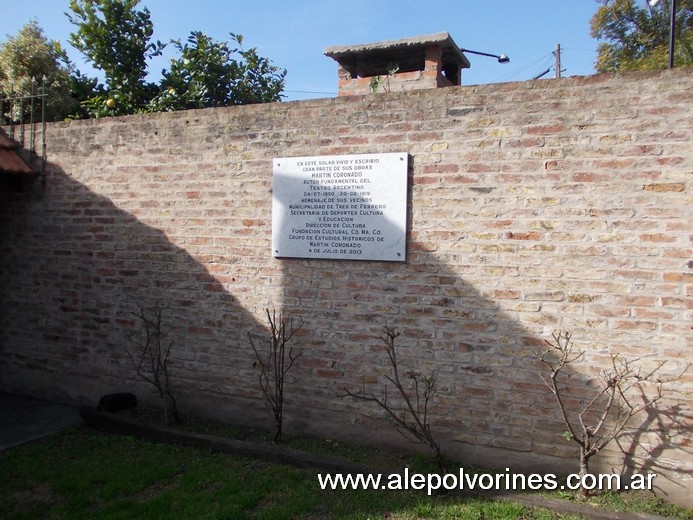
342 327 446 472
249 309 304 442
126 302 180 424
540 330 687 495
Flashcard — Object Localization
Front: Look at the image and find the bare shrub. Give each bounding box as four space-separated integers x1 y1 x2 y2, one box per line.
248 309 304 442
341 327 447 472
126 302 180 424
540 330 688 496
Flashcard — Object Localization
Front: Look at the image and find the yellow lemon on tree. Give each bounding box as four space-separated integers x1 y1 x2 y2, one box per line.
105 98 116 109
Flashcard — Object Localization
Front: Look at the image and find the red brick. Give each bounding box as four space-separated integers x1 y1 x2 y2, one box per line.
644 182 686 192
316 368 344 379
613 320 658 331
640 233 677 243
527 124 567 135
664 272 693 282
505 231 541 241
422 163 459 174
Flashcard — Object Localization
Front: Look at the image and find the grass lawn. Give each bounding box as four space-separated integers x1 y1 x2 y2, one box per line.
0 420 691 519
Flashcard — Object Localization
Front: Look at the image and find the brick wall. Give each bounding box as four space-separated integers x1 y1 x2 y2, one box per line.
1 68 691 504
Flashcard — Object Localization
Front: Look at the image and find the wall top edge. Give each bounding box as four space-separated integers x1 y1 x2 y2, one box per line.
30 67 692 131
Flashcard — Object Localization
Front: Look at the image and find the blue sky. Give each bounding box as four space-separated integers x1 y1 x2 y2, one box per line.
2 1 603 101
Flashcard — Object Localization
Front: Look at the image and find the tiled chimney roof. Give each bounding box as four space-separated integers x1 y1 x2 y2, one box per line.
324 32 471 96
325 32 470 76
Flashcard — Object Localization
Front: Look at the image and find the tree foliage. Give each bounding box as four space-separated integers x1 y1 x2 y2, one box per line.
150 32 285 112
67 0 163 115
0 20 80 122
590 0 693 72
3 2 286 119
64 0 284 117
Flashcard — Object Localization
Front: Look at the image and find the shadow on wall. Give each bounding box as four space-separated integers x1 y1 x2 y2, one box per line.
617 402 693 494
273 155 690 494
0 162 266 425
0 156 688 501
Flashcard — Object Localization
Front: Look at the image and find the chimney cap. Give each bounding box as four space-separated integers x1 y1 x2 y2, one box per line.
324 32 470 78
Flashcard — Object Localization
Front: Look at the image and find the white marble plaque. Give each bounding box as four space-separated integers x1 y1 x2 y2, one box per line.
272 152 408 261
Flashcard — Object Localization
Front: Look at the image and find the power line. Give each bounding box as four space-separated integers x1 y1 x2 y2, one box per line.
492 51 555 83
284 90 336 95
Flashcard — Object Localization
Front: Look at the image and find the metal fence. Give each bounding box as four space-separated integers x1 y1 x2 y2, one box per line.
0 76 48 174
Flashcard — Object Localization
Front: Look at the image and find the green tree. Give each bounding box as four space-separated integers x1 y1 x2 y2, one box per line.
66 0 164 115
590 0 693 72
66 1 285 117
149 32 286 112
66 69 105 120
0 20 81 122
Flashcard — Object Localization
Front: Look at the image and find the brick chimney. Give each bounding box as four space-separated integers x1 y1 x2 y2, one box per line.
324 32 470 96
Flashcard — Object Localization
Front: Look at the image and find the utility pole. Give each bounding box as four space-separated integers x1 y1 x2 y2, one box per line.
669 0 677 68
649 0 677 68
554 44 561 78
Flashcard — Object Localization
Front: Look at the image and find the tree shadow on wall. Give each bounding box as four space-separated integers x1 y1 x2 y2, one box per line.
0 162 266 425
273 157 688 489
617 403 693 499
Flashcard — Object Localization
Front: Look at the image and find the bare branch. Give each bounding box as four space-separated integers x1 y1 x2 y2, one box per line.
341 327 447 472
249 308 303 442
539 330 687 497
125 302 180 424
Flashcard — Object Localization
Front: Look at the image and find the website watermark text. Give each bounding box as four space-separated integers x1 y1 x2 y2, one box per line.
318 468 656 496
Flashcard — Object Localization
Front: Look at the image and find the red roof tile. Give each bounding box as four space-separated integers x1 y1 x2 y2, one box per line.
0 131 16 148
0 128 34 175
